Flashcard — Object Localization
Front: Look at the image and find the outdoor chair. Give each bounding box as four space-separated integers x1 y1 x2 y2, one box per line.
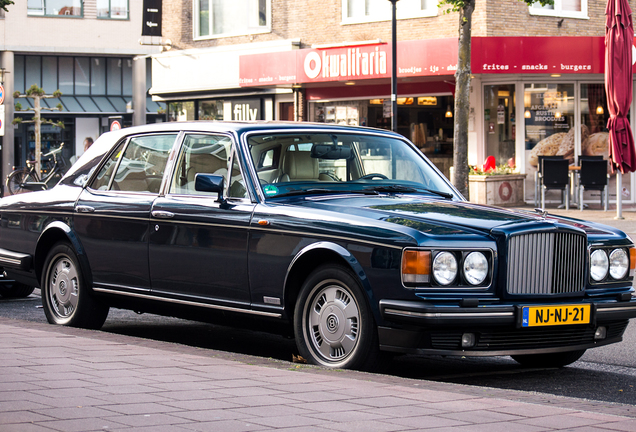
578 159 609 211
541 158 570 210
535 155 564 207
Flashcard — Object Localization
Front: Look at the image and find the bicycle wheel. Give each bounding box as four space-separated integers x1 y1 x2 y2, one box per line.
6 168 34 195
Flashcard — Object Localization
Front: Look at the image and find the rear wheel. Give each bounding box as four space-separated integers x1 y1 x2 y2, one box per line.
511 349 586 368
6 168 36 196
294 265 384 371
41 242 109 329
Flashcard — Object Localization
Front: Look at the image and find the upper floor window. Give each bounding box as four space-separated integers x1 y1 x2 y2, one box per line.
343 0 438 24
194 0 270 39
97 0 128 19
529 0 588 19
27 0 82 16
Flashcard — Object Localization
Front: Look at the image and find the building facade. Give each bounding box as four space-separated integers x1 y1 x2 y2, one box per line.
0 0 166 186
152 0 636 206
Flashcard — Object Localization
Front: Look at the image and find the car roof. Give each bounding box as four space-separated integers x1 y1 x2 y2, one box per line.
104 121 403 140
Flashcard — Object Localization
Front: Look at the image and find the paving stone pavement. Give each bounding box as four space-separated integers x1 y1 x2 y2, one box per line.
1 206 636 431
2 317 636 432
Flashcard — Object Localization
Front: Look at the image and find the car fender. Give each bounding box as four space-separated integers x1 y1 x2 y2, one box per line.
284 241 380 320
35 221 91 286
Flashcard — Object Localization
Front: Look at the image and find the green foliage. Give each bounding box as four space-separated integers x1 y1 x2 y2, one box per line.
14 102 22 111
25 84 46 97
470 164 516 176
12 117 21 125
0 0 13 13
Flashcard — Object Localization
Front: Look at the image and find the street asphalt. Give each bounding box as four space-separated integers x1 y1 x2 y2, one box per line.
1 204 636 431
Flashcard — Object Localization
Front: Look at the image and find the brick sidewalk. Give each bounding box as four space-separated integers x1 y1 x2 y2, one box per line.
1 318 636 431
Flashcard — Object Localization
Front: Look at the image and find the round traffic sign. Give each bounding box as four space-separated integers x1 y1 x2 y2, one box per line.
0 85 5 105
110 120 121 131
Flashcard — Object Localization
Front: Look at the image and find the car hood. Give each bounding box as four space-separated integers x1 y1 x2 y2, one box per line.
288 194 616 237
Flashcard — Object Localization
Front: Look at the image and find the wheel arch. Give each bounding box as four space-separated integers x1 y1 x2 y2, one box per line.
35 221 90 286
283 241 378 321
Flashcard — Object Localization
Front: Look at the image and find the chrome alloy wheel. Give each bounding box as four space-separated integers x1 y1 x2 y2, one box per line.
47 255 80 320
305 282 360 364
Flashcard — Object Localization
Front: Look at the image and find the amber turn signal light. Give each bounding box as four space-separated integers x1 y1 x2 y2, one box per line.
402 250 431 285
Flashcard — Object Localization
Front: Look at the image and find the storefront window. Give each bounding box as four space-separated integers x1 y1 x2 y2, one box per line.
199 100 224 120
484 84 517 168
523 83 574 203
580 83 631 203
168 102 195 122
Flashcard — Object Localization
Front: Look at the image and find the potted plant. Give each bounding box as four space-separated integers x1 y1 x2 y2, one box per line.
468 161 527 207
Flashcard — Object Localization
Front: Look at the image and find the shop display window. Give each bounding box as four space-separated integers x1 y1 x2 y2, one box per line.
169 102 195 122
27 0 82 16
580 83 631 203
194 0 270 39
199 100 224 121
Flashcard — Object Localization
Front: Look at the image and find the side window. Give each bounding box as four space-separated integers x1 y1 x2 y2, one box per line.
91 134 176 193
170 134 230 196
90 141 126 190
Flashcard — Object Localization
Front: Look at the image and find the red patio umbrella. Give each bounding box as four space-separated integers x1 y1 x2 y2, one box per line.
605 0 636 176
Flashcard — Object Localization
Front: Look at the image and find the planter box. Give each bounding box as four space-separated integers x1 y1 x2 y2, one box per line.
469 174 527 207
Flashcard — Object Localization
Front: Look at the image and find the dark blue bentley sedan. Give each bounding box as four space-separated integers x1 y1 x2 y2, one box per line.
1 121 635 370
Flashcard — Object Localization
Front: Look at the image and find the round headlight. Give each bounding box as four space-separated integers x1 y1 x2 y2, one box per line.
463 252 489 285
590 249 609 282
609 248 629 280
433 252 457 285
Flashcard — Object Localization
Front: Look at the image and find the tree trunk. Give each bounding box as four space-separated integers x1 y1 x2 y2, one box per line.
34 96 41 176
452 0 475 200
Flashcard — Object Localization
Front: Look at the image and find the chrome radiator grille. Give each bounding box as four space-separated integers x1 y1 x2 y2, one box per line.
506 232 586 295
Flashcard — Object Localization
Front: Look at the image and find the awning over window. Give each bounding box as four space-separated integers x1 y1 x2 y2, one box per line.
15 96 165 114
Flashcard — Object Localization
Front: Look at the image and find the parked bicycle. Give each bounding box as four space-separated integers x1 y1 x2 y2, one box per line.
5 143 67 196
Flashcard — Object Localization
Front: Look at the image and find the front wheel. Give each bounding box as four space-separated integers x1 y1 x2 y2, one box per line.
41 243 109 329
6 168 33 196
511 349 586 368
294 265 383 370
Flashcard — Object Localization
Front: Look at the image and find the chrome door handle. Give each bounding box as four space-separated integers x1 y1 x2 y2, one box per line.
76 205 94 213
151 210 174 219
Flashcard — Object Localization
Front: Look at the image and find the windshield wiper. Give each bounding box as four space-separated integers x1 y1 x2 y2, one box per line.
365 185 454 199
272 188 379 198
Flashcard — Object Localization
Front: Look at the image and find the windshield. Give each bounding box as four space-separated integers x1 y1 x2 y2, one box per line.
247 132 456 199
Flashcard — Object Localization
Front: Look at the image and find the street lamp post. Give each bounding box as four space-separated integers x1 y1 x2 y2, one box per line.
389 0 399 132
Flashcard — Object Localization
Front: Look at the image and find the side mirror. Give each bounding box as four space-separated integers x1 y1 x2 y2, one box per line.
194 173 225 202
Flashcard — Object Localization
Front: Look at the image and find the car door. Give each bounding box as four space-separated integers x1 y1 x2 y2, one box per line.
74 133 178 293
148 133 254 306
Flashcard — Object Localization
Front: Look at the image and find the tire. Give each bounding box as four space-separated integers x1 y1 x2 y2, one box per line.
41 242 109 329
294 265 383 370
6 168 33 196
511 349 586 368
0 282 35 298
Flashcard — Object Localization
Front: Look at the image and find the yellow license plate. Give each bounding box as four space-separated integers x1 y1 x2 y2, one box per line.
522 304 591 327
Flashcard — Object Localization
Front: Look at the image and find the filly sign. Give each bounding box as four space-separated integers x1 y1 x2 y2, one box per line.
239 39 459 87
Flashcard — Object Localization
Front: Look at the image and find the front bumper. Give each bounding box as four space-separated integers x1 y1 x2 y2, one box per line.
377 298 636 356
